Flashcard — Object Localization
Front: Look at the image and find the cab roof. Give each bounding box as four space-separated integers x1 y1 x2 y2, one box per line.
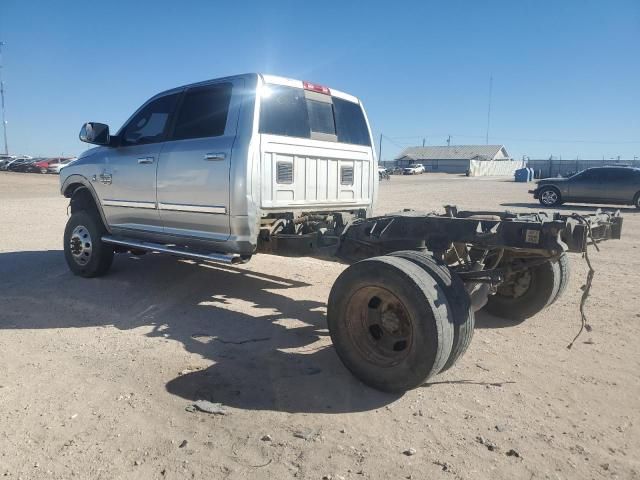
155 73 360 104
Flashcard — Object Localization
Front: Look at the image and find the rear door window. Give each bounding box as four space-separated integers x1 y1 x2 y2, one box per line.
601 168 629 182
171 83 232 140
259 84 371 146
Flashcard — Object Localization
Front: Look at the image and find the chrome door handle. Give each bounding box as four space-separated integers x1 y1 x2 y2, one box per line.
137 157 155 164
204 153 226 161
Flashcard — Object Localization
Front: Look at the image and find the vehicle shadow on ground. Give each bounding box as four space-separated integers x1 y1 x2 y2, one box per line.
0 250 399 413
474 311 523 329
501 202 638 213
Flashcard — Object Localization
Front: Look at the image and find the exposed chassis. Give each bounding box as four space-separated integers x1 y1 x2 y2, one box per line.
258 206 623 285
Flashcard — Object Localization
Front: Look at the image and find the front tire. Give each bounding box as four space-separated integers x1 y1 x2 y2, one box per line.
538 187 562 207
64 211 114 278
328 256 454 392
634 192 640 209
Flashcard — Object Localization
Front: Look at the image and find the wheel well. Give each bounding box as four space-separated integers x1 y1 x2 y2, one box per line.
64 183 100 218
633 191 640 203
539 185 560 193
539 185 561 198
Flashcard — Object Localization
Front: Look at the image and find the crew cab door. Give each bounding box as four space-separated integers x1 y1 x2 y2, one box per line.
156 80 241 241
101 92 180 233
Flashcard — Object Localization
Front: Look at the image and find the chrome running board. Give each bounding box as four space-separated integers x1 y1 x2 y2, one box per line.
101 235 242 264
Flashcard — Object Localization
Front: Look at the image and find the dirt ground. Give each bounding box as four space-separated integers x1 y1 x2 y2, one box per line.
0 171 638 480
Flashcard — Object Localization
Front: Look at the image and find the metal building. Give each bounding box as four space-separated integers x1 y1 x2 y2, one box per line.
394 145 514 174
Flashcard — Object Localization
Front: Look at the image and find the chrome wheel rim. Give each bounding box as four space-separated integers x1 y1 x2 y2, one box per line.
69 225 92 266
541 190 558 205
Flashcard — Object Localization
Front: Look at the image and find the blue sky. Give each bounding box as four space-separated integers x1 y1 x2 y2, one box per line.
1 0 638 160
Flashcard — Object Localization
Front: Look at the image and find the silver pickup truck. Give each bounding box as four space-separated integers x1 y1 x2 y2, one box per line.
60 73 623 392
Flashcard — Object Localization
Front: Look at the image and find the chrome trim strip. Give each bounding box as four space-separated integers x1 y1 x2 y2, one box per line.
102 199 157 209
101 236 241 264
158 202 226 214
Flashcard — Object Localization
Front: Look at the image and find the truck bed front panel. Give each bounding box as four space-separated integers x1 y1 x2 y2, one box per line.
259 134 374 211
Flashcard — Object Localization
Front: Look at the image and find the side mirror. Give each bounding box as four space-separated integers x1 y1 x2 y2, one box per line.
79 122 110 145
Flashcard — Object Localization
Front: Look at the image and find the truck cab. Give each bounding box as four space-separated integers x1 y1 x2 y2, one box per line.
61 73 377 272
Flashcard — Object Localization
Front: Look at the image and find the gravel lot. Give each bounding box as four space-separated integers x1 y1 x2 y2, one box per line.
1 171 638 480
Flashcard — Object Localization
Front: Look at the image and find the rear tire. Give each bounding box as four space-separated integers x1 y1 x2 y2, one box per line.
483 257 561 323
389 250 474 372
328 256 454 392
64 211 114 278
634 192 640 209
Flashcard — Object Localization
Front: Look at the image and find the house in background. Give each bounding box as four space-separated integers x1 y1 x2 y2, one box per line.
394 145 521 176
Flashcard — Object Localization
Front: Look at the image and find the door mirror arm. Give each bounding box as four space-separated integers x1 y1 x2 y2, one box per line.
108 135 121 148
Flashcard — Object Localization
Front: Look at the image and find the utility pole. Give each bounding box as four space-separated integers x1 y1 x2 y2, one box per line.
485 74 493 145
0 42 8 155
422 137 425 147
446 135 451 147
378 133 383 163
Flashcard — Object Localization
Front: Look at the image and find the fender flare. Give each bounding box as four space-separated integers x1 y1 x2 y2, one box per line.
61 174 112 233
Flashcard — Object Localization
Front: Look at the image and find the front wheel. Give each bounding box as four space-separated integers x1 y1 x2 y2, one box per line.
538 187 562 207
64 211 114 278
634 192 640 209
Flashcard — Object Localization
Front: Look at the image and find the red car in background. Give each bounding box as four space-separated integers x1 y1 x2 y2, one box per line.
33 157 74 173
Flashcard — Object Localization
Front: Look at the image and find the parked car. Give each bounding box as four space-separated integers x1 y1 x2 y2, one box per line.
1 159 16 170
530 166 640 208
33 159 57 173
403 163 425 175
7 158 38 172
48 158 75 174
378 166 390 180
0 156 16 170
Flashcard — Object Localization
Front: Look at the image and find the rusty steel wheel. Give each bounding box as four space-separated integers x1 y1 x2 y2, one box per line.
483 257 561 323
328 256 454 392
344 285 415 368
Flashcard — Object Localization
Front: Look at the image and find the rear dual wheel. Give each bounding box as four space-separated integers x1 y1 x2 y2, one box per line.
483 254 567 323
328 255 471 392
389 251 474 372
